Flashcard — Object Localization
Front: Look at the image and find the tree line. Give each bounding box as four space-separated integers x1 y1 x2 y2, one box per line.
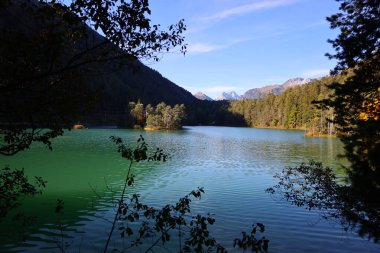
227 75 346 136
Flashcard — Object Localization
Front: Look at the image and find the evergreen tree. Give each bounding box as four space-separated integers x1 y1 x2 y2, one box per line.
322 0 380 239
130 101 145 127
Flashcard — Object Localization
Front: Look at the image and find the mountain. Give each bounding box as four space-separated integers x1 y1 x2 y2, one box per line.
282 77 312 89
0 1 198 125
216 91 241 100
194 92 213 101
243 84 281 100
243 77 312 99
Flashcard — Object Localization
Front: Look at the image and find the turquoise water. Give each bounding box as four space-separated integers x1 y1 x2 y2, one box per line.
0 126 378 252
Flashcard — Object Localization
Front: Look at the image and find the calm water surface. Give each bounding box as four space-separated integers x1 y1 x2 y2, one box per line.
1 126 378 252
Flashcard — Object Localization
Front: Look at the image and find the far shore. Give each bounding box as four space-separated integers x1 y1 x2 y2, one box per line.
71 124 337 137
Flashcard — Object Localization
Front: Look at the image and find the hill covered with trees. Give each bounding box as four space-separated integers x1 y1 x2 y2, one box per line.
228 75 345 136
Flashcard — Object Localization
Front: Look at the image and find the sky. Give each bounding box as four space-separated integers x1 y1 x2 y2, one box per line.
144 0 340 99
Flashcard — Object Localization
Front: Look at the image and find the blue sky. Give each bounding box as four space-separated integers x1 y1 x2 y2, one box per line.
145 0 340 99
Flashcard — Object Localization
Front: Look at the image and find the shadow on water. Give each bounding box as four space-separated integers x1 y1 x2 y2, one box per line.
0 129 174 251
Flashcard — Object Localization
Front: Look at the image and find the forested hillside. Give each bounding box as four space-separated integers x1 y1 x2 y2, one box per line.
228 75 346 136
0 0 197 127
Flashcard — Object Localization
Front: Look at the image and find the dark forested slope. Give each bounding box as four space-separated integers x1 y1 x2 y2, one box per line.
0 0 197 125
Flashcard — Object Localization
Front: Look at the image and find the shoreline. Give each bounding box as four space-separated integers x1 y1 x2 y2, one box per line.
75 124 337 138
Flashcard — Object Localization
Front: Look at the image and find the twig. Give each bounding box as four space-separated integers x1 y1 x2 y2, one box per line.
103 160 133 253
144 225 176 253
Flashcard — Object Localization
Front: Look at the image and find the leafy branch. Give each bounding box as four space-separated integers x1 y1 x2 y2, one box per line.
267 160 380 242
104 136 268 252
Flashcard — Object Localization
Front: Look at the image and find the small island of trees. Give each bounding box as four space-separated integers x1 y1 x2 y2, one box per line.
128 101 186 130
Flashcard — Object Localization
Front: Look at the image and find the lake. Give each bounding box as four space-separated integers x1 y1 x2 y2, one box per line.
0 126 378 252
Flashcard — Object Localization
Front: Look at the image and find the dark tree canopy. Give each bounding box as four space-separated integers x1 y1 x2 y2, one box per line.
326 0 380 72
324 0 379 176
324 0 380 241
64 0 186 61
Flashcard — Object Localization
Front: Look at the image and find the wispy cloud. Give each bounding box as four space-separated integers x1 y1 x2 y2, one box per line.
187 43 224 53
187 32 284 55
202 0 299 22
302 69 330 77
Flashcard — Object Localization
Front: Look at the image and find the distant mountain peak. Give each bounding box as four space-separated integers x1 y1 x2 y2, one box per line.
282 77 312 88
194 91 213 101
216 91 241 100
243 77 312 99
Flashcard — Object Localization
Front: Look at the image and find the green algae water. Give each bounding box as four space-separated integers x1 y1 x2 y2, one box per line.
0 127 377 252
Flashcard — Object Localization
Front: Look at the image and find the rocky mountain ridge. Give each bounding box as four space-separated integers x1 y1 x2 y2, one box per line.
194 92 213 101
199 77 313 100
216 91 241 100
243 77 312 99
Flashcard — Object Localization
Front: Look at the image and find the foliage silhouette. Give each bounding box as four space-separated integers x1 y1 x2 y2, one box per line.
233 223 269 253
325 0 380 73
0 166 46 219
267 161 380 242
105 136 269 253
322 0 380 178
323 0 380 239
